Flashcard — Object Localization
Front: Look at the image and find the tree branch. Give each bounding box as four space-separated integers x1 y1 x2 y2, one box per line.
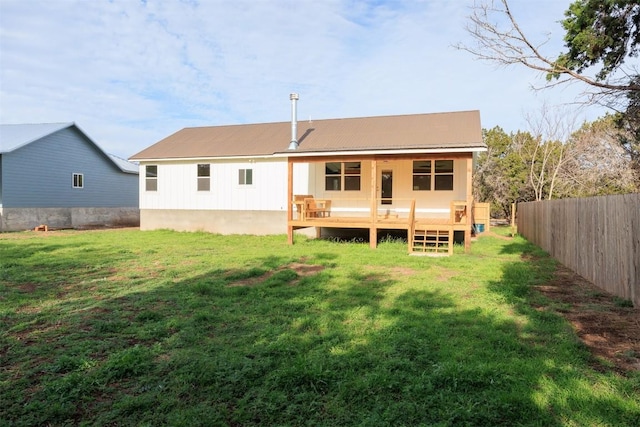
455 0 640 99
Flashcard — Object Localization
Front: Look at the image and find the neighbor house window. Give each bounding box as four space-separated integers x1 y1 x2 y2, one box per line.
146 165 158 191
239 168 253 185
325 162 361 191
72 173 84 189
412 160 454 191
197 164 210 191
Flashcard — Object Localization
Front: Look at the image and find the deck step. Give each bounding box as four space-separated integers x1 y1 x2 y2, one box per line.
411 228 452 255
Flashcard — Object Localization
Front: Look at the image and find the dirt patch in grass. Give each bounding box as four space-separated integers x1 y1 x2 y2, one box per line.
17 283 38 293
535 264 640 373
390 267 416 276
363 266 416 276
432 266 457 281
229 262 325 287
483 230 515 241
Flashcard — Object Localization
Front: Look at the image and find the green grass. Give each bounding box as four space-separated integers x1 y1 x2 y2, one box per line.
1 228 638 426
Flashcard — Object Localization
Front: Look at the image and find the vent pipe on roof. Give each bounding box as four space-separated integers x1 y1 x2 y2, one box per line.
288 93 299 150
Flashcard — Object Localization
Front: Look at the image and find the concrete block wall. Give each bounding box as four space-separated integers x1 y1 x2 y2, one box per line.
0 207 140 231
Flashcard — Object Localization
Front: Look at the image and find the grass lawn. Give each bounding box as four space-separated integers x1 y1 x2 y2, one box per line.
1 228 638 426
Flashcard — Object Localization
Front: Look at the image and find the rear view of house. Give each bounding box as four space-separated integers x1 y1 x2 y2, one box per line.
131 96 486 254
0 123 139 231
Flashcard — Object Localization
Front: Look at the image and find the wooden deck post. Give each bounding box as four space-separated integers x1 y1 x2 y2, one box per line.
370 159 378 248
287 158 294 245
465 157 473 253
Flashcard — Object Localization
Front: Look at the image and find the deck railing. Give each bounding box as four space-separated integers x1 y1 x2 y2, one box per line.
290 195 473 253
408 199 416 252
292 195 465 223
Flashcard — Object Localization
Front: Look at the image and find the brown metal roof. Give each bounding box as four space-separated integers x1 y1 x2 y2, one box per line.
130 110 484 160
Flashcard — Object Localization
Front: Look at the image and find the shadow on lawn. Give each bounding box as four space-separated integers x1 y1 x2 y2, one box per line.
2 242 638 426
0 240 129 308
489 240 639 426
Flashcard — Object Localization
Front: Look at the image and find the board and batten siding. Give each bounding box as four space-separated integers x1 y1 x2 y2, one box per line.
139 158 296 211
2 127 138 208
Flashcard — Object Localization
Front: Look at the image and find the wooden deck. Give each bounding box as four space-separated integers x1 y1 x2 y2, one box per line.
289 215 466 230
288 199 471 255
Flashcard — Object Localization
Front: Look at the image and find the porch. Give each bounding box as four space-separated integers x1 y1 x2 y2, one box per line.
288 197 470 255
286 154 476 255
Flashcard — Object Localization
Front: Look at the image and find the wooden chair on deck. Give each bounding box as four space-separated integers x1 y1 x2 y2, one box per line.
293 195 313 219
305 198 331 218
451 200 467 224
293 195 331 219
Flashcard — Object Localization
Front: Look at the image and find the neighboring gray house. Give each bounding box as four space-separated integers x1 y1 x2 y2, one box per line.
0 122 139 231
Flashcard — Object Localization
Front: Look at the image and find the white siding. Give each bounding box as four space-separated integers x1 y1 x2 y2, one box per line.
292 163 311 195
139 158 290 211
138 157 470 214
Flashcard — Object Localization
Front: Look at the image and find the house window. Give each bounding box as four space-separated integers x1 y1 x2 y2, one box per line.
344 162 361 191
434 160 454 191
239 168 253 185
325 162 361 191
197 164 210 191
146 165 158 191
412 160 454 191
72 173 84 189
325 162 341 191
413 161 431 191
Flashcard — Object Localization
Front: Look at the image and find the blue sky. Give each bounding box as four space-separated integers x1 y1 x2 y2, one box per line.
0 0 613 159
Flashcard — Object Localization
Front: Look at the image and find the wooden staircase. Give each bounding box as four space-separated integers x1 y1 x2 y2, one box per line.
410 227 453 255
407 199 464 256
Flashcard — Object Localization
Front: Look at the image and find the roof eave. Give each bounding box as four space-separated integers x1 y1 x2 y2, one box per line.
274 146 487 158
0 122 73 153
130 146 487 162
129 154 277 163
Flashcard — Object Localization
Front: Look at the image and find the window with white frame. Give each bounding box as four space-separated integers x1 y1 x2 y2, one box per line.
238 168 253 185
412 160 454 191
146 165 158 191
197 164 210 191
325 162 361 191
72 173 84 189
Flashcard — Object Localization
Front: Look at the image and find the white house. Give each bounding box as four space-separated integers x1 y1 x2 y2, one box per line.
130 96 486 254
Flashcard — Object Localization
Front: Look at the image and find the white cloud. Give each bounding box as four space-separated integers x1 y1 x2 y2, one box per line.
0 0 613 159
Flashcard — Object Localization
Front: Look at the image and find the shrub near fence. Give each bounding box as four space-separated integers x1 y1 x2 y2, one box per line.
517 194 640 307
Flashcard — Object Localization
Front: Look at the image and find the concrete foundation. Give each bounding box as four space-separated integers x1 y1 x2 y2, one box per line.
0 207 140 232
141 209 293 235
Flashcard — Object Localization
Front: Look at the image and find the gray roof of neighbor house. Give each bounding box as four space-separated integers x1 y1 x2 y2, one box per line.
130 110 485 161
0 122 139 174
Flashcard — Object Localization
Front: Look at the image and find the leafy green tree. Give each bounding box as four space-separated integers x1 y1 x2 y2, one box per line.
615 76 640 182
554 0 640 81
475 119 638 213
474 127 532 218
556 1 640 184
460 0 640 187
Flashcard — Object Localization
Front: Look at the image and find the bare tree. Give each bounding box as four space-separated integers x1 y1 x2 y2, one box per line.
456 0 640 106
512 105 579 200
559 116 639 196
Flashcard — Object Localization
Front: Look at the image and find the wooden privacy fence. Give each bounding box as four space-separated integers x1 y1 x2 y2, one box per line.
517 194 640 307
